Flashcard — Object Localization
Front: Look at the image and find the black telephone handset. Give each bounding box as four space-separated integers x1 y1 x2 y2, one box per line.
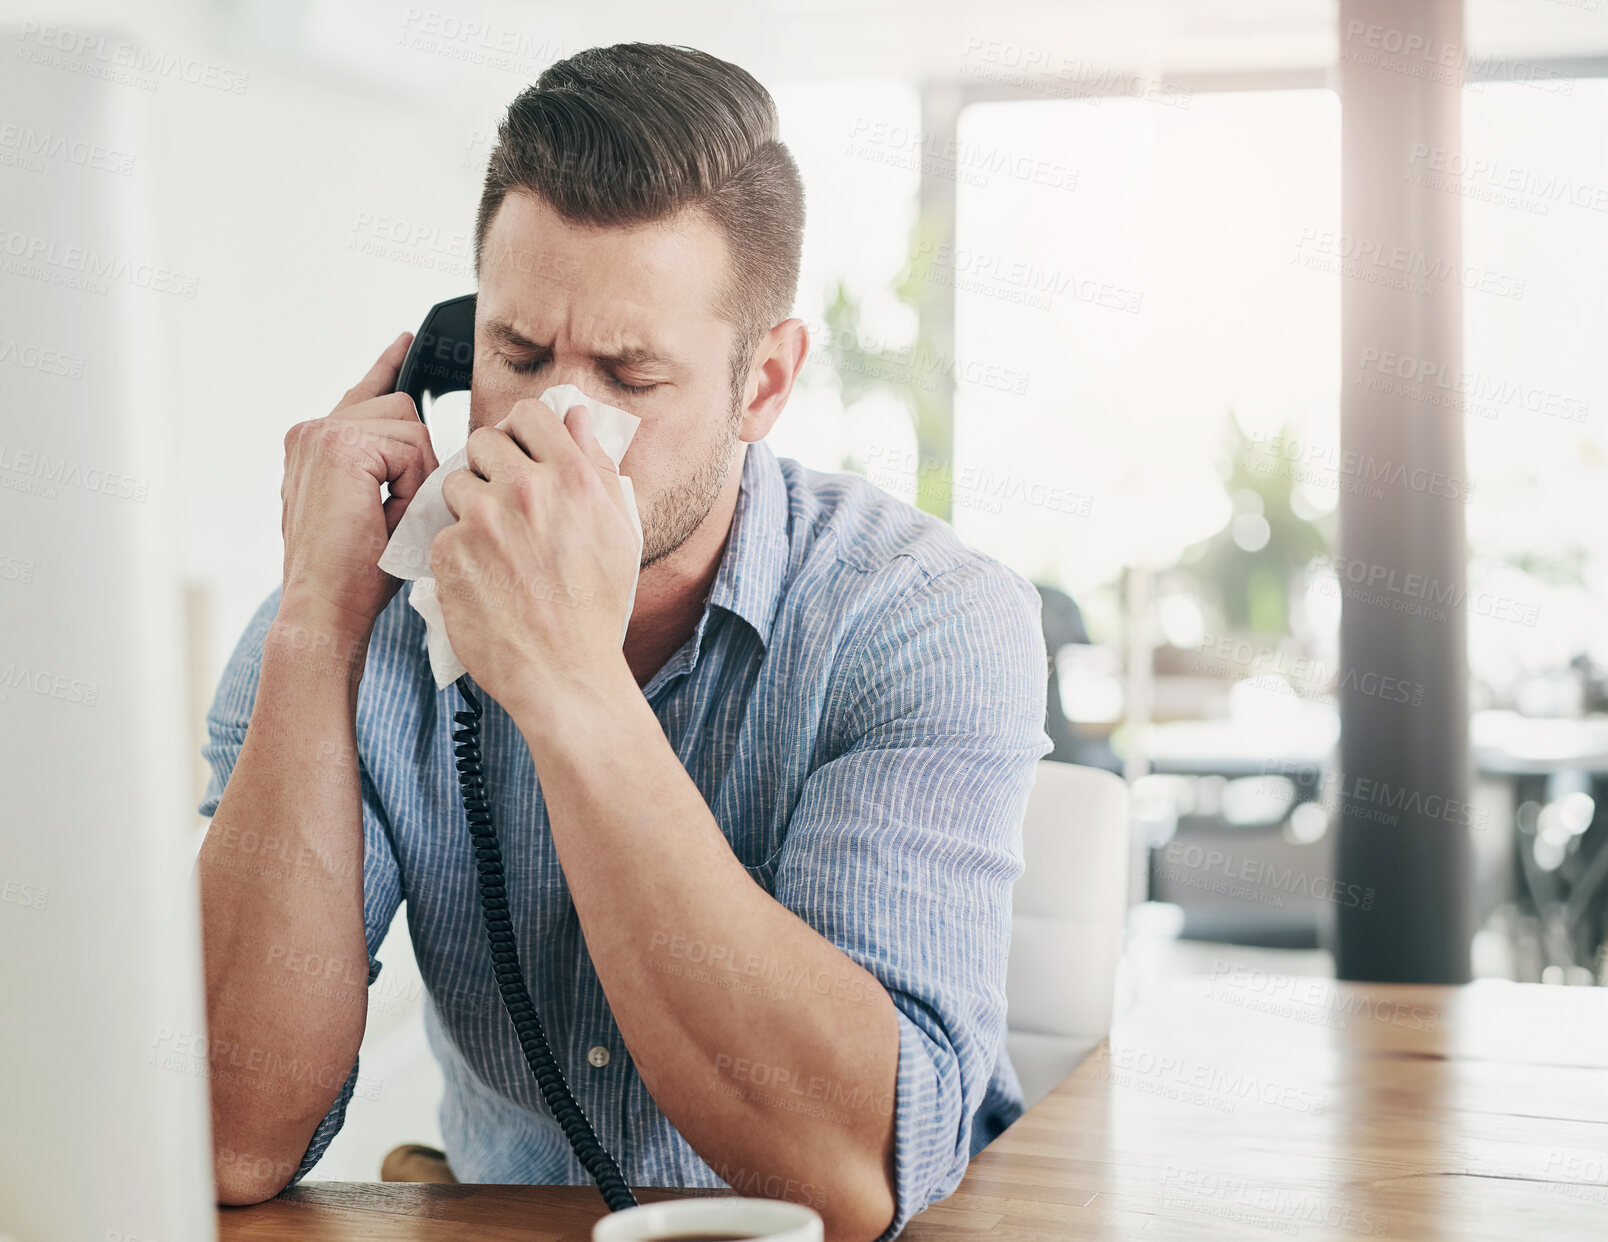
394 296 637 1213
396 293 477 412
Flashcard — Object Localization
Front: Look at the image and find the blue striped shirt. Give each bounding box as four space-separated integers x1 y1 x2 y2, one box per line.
200 440 1051 1238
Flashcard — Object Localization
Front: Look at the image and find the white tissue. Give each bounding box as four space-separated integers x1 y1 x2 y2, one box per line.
377 383 643 690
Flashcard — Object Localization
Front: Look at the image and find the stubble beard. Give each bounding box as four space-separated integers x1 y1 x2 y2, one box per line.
638 398 745 569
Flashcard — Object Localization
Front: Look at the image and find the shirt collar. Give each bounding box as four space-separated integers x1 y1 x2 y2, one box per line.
701 439 790 652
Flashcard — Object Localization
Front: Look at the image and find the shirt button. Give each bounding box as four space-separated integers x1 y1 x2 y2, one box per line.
587 1045 610 1068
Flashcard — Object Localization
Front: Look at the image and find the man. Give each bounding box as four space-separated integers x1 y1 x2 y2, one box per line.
198 43 1050 1242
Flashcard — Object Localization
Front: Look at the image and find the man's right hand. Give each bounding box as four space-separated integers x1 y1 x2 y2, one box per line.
279 331 440 640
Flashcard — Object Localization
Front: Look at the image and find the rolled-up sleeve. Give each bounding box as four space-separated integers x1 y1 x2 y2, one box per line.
198 587 404 1186
768 556 1051 1239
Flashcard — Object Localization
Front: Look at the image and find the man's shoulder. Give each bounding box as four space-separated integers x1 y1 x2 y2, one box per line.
775 455 1039 618
770 456 1049 753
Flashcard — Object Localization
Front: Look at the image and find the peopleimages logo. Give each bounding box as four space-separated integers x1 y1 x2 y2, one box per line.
847 116 1080 192
648 929 881 1006
863 446 1093 518
1245 430 1475 503
808 319 1033 396
1293 226 1526 301
397 8 568 77
1208 962 1440 1033
1187 632 1428 707
1164 1163 1391 1237
0 663 99 707
1406 144 1608 215
0 123 137 175
1309 553 1540 628
1260 758 1490 831
15 23 250 94
959 37 1193 108
1159 842 1375 910
1103 1045 1329 1115
0 227 200 298
348 209 474 280
1356 346 1590 424
0 337 86 379
1341 20 1574 95
712 1053 895 1121
907 239 1145 314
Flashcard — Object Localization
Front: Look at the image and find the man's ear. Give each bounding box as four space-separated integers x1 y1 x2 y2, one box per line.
737 318 809 443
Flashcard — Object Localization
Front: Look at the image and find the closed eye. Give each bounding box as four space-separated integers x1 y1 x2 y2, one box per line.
500 353 658 396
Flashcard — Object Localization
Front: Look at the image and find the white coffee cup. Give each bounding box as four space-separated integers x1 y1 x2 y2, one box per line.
592 1195 823 1242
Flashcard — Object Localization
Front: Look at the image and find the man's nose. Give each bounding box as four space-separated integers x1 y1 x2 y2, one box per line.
538 367 597 397
474 369 604 432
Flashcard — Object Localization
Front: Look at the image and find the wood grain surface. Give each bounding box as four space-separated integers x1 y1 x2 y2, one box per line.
218 979 1608 1240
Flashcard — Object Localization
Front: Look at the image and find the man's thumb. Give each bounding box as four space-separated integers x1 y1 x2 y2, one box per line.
336 330 412 411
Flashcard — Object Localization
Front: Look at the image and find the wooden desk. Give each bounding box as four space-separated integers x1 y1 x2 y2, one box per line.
218 978 1608 1240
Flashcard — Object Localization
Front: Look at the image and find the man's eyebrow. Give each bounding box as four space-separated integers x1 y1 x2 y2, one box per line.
485 320 543 350
483 320 674 370
594 343 675 370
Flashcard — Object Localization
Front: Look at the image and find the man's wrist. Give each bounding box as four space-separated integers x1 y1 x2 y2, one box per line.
505 652 640 756
269 593 375 681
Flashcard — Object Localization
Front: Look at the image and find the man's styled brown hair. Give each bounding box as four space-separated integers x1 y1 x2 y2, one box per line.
475 43 806 393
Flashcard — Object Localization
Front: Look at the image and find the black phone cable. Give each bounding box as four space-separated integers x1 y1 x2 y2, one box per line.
450 674 638 1213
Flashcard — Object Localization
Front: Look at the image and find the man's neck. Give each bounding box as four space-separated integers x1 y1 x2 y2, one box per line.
622 452 747 688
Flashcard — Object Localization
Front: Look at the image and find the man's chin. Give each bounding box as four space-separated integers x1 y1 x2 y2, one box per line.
638 498 723 571
639 531 693 571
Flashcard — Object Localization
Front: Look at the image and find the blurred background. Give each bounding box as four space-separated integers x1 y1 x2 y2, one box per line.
4 0 1607 1184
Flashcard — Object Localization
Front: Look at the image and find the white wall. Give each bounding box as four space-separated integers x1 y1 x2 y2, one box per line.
153 60 485 681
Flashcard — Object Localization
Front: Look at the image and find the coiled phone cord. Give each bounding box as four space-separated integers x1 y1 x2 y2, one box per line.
450 675 639 1213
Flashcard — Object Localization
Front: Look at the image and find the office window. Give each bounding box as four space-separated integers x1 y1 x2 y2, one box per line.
1461 78 1608 703
952 90 1341 657
770 80 921 486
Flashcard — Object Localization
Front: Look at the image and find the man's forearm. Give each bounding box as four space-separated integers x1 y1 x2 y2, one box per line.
197 606 374 1203
510 664 900 1242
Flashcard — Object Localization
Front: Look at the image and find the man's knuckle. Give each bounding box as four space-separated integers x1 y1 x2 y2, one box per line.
558 458 593 492
284 421 315 452
468 491 498 523
449 478 488 522
507 468 537 502
381 392 417 419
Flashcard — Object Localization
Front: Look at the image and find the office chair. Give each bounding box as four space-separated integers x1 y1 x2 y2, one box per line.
1006 759 1131 1108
